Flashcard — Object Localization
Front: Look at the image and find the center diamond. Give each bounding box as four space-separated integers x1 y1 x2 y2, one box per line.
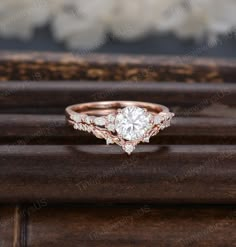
115 106 151 141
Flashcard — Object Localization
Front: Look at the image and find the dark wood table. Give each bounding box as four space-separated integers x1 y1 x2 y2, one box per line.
0 52 235 247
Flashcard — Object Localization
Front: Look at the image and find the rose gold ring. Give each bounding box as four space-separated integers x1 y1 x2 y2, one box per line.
65 101 174 154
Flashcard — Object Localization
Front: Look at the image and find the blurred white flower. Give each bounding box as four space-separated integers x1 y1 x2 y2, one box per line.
109 0 156 41
51 0 183 49
156 0 236 41
51 0 115 50
0 0 51 39
0 0 235 49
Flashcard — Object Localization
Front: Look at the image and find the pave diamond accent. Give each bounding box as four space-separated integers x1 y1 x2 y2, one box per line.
85 116 91 124
106 138 114 145
107 124 115 132
123 143 135 155
154 115 163 125
143 137 150 143
115 106 151 141
107 114 115 123
154 112 174 130
154 112 168 124
71 114 82 122
94 117 106 126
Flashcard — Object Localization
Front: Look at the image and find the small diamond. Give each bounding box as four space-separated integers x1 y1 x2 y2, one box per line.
80 114 87 122
107 124 115 132
159 120 170 130
73 123 79 129
71 114 81 122
161 112 169 119
108 114 115 123
80 124 86 131
85 116 91 124
84 125 89 131
160 125 165 130
106 138 114 145
154 115 162 124
123 144 135 155
143 137 150 143
94 117 106 126
76 123 82 130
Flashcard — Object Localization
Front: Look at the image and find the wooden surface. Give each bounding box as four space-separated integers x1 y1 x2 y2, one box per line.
0 52 235 246
0 145 235 203
1 205 236 247
0 81 235 113
0 115 235 145
28 206 236 247
0 207 17 247
0 52 236 82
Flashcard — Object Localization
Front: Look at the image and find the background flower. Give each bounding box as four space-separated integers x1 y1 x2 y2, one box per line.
0 0 235 50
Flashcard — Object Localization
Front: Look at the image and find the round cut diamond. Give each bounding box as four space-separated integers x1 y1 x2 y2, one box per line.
115 106 151 141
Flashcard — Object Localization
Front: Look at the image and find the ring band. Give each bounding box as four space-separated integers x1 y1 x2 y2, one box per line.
65 101 174 154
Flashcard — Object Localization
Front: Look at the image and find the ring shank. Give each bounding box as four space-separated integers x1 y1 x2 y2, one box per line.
66 101 169 117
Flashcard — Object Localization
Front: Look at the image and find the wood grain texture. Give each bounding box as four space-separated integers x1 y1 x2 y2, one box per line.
0 206 25 247
0 115 235 145
27 206 236 247
0 52 235 246
0 52 236 82
1 206 236 247
0 82 235 112
0 145 235 203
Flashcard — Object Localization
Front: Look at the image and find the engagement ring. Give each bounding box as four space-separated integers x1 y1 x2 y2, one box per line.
66 101 174 154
